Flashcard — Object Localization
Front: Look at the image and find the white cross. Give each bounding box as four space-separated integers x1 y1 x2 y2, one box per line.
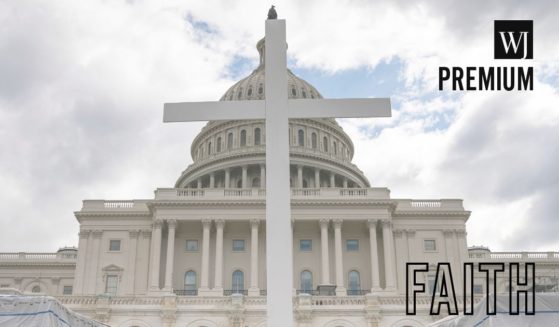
163 19 391 327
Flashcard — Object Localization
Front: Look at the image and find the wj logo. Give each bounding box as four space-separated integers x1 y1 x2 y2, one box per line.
494 20 533 59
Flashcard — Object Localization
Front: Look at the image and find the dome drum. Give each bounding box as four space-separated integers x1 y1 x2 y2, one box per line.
177 37 371 189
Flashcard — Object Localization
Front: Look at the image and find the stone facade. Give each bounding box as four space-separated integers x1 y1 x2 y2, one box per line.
1 37 558 327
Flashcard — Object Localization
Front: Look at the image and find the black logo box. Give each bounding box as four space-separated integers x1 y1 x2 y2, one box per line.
494 20 533 59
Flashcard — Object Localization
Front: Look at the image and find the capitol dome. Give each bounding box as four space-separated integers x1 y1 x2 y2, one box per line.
219 38 323 102
175 38 370 189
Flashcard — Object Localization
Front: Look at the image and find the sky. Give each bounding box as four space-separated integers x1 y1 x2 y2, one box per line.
0 0 558 252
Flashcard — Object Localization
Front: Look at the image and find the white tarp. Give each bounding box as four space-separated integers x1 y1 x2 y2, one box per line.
429 293 559 327
0 295 108 327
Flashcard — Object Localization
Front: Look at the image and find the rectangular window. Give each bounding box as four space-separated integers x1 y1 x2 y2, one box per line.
424 239 437 252
428 276 437 295
186 240 199 251
346 239 359 251
63 286 73 295
0 284 9 288
473 284 483 294
105 275 118 295
299 239 312 251
109 240 121 251
232 239 245 251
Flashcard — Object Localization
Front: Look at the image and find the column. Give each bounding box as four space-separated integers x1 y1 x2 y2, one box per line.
197 178 202 188
297 165 303 188
260 164 266 188
127 230 140 294
452 230 463 291
343 177 348 188
200 218 212 291
333 219 346 295
214 219 225 292
319 219 330 285
330 172 335 188
314 169 320 188
249 219 260 296
406 230 415 261
74 230 90 294
382 220 396 292
242 165 248 188
164 219 177 291
209 173 215 188
443 229 454 261
140 230 152 294
149 219 163 291
367 220 381 292
88 230 103 294
225 168 230 188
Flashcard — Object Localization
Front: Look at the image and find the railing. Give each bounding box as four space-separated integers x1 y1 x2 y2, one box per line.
395 199 465 211
177 189 205 197
0 252 77 261
103 201 134 209
155 187 392 201
223 289 248 296
311 296 366 306
291 188 321 196
339 189 367 196
469 251 559 261
173 289 198 296
81 199 150 211
410 200 441 208
224 189 253 197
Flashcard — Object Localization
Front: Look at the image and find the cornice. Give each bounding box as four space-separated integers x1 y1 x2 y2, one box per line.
392 211 471 217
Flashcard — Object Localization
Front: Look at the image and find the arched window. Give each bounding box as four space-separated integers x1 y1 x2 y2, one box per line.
252 177 260 188
311 133 317 149
207 142 212 155
185 270 197 295
227 133 233 149
302 180 308 188
236 179 242 189
232 270 244 293
348 270 361 295
217 137 222 152
298 130 305 146
247 87 253 96
300 270 313 293
240 130 247 147
32 286 41 293
323 137 329 152
254 128 261 145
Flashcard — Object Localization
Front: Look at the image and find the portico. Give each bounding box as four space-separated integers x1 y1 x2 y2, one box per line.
145 207 398 297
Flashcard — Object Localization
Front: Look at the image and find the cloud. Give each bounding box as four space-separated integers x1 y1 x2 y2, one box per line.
0 0 558 253
342 82 559 251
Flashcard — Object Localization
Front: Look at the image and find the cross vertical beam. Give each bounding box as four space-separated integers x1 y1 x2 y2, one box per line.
265 19 293 326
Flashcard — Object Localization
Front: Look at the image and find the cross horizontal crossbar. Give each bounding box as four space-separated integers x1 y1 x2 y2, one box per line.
163 98 391 122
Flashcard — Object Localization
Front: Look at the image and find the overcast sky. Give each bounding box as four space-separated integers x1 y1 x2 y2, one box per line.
1 0 558 252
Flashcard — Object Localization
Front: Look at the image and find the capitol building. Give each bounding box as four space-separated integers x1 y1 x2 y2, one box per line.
1 35 558 327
